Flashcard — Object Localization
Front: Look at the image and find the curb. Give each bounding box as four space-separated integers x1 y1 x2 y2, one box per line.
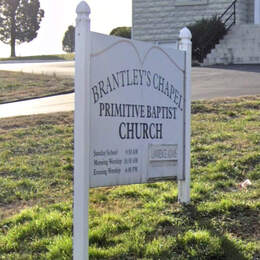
0 91 74 105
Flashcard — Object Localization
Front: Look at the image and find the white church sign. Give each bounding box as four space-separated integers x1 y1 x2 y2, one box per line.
90 32 186 187
73 1 191 259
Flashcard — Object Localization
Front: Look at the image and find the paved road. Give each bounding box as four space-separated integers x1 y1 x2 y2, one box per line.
0 61 259 118
192 65 260 100
0 60 74 78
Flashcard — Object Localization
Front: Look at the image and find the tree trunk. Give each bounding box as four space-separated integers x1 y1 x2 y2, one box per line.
10 11 16 57
10 37 16 57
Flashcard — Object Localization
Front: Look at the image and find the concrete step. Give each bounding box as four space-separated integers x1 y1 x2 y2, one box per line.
202 24 260 65
212 46 260 55
205 54 260 65
207 51 260 60
219 37 260 45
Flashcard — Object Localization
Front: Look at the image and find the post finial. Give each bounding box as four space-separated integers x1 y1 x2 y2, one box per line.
179 27 192 40
76 1 91 16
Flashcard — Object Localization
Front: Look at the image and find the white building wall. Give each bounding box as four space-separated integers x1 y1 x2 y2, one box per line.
248 0 254 23
236 0 249 24
133 0 251 43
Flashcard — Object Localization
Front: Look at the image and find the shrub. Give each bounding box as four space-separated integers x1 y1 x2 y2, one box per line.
188 15 227 62
110 26 131 39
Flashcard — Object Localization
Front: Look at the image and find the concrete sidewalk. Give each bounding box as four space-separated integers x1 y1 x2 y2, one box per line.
0 93 74 118
0 61 74 78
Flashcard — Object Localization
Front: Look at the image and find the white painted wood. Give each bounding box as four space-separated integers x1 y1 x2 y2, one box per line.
73 6 191 258
178 27 192 204
89 33 185 187
73 1 91 260
254 0 260 24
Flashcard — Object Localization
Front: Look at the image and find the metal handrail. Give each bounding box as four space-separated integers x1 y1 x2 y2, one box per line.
199 0 237 62
219 0 237 21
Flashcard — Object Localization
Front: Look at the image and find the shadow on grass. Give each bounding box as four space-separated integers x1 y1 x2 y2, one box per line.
176 204 259 260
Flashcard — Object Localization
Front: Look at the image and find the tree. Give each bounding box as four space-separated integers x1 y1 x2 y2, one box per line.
62 25 75 53
0 0 44 57
110 26 131 39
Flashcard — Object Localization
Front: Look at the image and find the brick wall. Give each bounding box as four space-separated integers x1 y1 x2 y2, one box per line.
133 0 252 43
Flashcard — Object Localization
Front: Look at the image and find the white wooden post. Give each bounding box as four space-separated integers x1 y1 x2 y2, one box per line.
178 27 192 204
254 0 260 24
74 1 91 260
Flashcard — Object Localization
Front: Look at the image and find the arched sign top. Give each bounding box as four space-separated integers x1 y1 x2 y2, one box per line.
91 37 185 73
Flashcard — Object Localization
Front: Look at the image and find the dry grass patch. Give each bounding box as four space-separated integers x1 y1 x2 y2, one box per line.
0 71 73 104
0 112 73 131
0 53 74 62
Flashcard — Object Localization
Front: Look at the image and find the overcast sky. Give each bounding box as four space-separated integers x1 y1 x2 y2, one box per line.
0 0 132 57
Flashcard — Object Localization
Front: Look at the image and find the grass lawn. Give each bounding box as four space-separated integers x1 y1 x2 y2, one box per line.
0 54 74 62
0 96 259 259
0 71 74 104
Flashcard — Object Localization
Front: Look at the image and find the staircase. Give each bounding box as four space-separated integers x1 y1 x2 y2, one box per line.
203 24 260 65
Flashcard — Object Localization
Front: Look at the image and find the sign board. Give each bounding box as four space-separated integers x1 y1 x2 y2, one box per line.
73 2 191 260
89 32 185 187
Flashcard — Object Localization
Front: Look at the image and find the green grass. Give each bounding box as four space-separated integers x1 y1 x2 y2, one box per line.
0 71 74 104
0 96 259 259
0 54 74 62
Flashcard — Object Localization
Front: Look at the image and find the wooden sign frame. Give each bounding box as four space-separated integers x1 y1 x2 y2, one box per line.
73 2 192 259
